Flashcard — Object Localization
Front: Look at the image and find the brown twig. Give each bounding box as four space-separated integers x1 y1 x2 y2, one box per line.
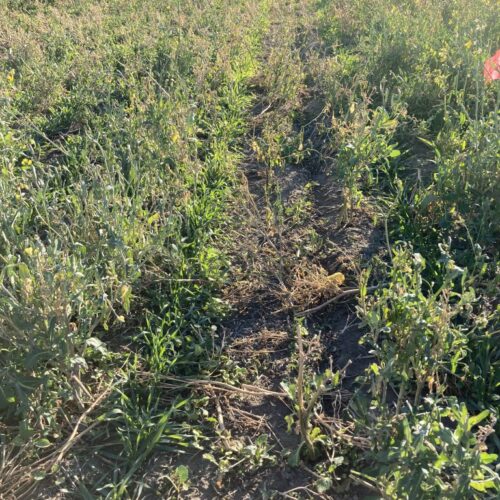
349 471 382 494
295 285 380 317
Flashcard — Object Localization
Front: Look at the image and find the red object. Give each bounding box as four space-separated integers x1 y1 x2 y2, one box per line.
484 49 500 82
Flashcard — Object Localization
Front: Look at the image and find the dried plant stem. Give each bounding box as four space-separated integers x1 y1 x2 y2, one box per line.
296 322 316 458
296 285 380 317
153 374 286 398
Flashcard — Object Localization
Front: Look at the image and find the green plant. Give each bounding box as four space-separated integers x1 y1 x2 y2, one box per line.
361 400 499 498
281 321 342 461
359 247 472 412
101 389 191 498
203 434 276 477
0 0 273 494
332 106 401 220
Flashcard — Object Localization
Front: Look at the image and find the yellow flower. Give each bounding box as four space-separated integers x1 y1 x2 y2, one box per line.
171 129 181 144
327 272 345 286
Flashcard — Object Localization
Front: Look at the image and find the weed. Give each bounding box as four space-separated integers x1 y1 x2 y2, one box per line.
282 321 343 462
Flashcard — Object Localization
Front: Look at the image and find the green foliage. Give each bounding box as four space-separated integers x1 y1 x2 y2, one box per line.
355 247 498 496
310 1 499 494
359 247 471 410
203 434 276 477
282 322 342 462
101 389 192 498
333 106 402 218
0 0 271 494
360 400 499 498
0 0 499 496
